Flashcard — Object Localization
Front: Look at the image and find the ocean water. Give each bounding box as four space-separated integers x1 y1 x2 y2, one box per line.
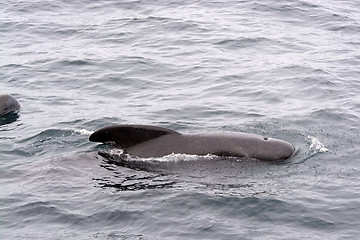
1 0 360 239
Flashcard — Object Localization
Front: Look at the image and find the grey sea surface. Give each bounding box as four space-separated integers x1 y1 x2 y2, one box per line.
1 0 360 239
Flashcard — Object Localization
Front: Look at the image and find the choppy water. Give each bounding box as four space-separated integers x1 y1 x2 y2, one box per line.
1 0 360 239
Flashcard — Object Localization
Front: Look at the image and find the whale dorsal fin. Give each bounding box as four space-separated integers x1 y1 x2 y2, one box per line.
89 124 180 149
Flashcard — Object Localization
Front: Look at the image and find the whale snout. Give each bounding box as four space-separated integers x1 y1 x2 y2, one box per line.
266 138 296 161
243 137 295 162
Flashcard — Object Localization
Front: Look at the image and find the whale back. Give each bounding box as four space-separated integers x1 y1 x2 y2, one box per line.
124 132 296 161
89 125 180 149
90 124 296 161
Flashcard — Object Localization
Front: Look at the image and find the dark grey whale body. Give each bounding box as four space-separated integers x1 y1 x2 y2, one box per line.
89 125 296 161
0 94 20 116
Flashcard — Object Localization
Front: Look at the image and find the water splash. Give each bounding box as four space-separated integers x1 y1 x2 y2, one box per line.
105 148 216 162
307 135 330 153
70 128 93 135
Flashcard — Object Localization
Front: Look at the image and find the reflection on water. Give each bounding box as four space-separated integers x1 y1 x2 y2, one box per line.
95 154 177 191
95 147 287 196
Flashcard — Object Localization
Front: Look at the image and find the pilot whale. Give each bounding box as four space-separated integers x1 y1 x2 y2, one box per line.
0 94 20 116
89 125 296 161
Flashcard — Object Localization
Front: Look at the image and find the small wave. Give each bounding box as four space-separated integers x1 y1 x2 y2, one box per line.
214 37 270 49
308 135 330 153
60 59 94 66
23 128 93 142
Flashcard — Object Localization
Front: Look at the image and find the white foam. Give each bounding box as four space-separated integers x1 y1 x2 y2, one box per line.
71 129 94 135
307 135 330 153
108 148 125 156
117 152 217 162
160 153 215 162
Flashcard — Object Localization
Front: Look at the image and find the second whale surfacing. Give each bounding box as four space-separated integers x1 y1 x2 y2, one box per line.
0 94 20 116
89 125 296 162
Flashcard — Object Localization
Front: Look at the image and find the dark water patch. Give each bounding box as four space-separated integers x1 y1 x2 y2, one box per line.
52 27 87 39
60 59 95 66
0 112 20 126
94 174 175 192
143 16 209 34
328 24 360 34
99 32 130 45
1 63 30 70
215 37 273 50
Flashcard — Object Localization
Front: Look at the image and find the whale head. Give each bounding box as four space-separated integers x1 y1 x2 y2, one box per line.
207 132 296 161
231 134 296 161
0 94 20 116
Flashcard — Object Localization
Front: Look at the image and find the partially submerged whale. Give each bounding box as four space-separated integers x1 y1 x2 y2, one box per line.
89 125 296 161
0 94 20 116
